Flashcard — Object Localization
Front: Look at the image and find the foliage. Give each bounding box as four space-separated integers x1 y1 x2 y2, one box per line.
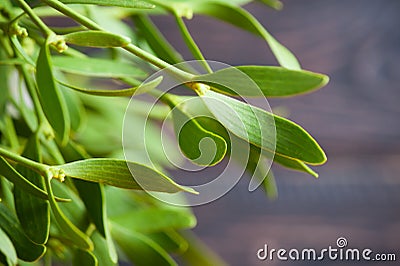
0 0 328 265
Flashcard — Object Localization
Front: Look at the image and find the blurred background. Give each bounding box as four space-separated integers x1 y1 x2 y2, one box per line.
153 0 400 265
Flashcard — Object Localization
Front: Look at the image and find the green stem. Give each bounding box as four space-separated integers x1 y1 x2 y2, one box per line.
0 36 14 57
14 0 54 37
41 0 195 80
174 14 212 73
0 147 48 176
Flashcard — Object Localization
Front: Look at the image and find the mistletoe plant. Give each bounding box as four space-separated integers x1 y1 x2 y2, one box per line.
0 0 328 265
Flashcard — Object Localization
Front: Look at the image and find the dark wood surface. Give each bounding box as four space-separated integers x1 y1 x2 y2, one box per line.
153 1 400 265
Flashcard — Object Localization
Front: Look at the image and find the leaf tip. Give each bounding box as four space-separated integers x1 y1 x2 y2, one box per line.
183 186 199 195
320 73 330 88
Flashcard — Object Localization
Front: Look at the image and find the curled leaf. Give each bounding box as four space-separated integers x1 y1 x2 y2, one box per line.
170 105 227 166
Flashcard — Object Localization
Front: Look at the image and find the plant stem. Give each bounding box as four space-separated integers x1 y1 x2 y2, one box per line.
14 0 54 37
41 0 195 80
174 14 212 74
0 147 48 175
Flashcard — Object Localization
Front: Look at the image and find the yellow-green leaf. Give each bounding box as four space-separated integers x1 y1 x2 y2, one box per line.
60 159 197 194
52 56 146 78
64 31 131 48
194 66 329 97
259 0 283 10
60 0 154 8
111 208 196 233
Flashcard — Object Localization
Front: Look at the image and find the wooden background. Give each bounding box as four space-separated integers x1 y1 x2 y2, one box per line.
154 0 400 265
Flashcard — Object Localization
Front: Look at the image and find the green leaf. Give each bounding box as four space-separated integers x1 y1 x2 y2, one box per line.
0 204 46 262
245 143 278 195
64 31 131 48
60 86 85 132
112 225 177 266
58 76 163 97
248 142 319 178
169 100 227 166
60 0 154 8
262 169 278 199
258 0 283 10
193 3 300 69
52 56 146 78
200 90 326 164
0 227 17 266
111 208 196 233
91 231 118 266
0 48 10 116
44 177 93 250
194 66 329 97
17 73 38 132
71 180 118 266
73 249 98 266
60 158 198 194
14 135 50 245
75 181 106 236
274 155 318 177
36 40 70 145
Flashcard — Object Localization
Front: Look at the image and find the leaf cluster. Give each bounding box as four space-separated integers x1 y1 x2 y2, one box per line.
0 0 328 265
